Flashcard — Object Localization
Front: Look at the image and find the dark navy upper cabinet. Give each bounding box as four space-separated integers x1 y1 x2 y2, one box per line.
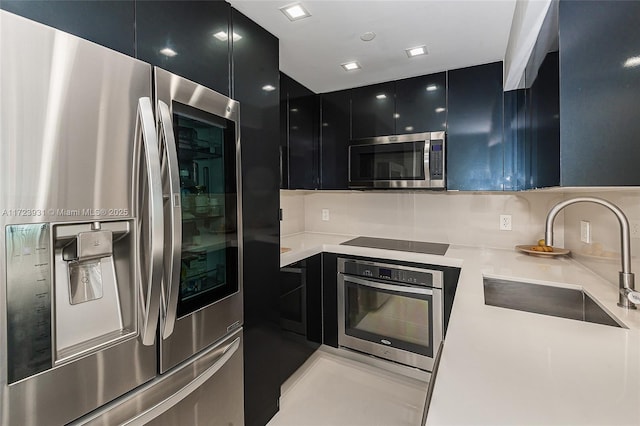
320 90 351 189
559 0 640 186
136 0 230 96
447 62 504 191
281 73 320 190
280 75 289 189
395 73 447 134
231 8 280 426
528 50 560 189
1 0 135 56
351 81 396 139
503 89 528 191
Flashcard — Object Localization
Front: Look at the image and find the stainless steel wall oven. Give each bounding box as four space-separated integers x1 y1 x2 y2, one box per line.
338 258 444 371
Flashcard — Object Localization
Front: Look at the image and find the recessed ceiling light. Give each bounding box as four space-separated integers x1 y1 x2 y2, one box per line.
405 126 414 132
405 45 427 58
262 84 276 92
426 85 438 92
280 3 311 21
393 113 400 118
341 61 361 71
213 31 242 42
159 47 177 57
360 31 376 42
376 94 387 99
290 108 299 112
624 56 640 68
435 107 446 113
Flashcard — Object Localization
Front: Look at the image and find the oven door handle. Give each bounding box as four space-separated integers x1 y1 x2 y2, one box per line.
343 275 435 296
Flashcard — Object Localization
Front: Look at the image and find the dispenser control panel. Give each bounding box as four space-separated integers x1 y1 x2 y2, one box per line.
6 223 52 383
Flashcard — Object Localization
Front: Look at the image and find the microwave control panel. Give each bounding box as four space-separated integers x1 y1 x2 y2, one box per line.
429 140 444 180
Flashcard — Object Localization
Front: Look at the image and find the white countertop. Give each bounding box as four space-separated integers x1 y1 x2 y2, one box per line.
280 232 640 425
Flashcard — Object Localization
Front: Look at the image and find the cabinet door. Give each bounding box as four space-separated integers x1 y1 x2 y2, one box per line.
528 51 560 189
279 254 321 385
351 81 396 139
280 75 289 189
231 9 280 426
322 253 339 348
136 1 230 96
1 0 135 56
282 73 319 189
559 0 640 186
395 73 447 134
503 89 528 191
447 62 504 190
320 90 351 189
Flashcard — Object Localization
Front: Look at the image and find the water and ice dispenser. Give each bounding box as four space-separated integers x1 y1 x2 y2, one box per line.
5 220 137 383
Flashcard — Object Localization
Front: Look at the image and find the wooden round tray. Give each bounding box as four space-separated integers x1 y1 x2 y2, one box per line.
515 245 570 257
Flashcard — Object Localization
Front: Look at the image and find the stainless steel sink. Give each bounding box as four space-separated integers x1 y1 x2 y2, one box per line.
483 277 624 328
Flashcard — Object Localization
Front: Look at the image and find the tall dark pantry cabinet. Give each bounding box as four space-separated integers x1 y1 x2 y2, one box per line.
231 9 282 426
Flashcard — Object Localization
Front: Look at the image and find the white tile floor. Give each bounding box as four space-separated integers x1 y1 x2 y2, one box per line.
267 349 427 426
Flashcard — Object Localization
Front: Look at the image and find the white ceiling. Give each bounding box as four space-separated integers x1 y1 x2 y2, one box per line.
229 0 518 93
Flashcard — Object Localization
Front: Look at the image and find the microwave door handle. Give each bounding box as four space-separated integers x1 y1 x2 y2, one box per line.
157 100 182 339
135 97 164 346
343 275 435 296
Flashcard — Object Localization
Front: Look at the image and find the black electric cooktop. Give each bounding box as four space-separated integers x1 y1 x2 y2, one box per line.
340 237 449 256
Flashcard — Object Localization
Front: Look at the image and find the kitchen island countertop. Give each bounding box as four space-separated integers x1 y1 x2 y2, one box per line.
281 231 640 425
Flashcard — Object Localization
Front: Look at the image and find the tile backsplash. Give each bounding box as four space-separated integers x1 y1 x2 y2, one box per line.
562 190 640 289
280 190 306 236
281 190 566 249
281 188 640 290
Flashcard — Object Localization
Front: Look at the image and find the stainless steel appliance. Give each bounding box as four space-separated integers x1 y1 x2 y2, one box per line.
337 258 443 371
154 67 243 374
0 11 243 425
341 236 449 256
348 131 445 189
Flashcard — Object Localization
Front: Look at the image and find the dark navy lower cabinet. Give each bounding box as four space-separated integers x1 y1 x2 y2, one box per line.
279 255 322 385
231 8 281 426
447 61 504 191
1 0 135 56
322 253 339 348
559 0 640 186
136 0 231 96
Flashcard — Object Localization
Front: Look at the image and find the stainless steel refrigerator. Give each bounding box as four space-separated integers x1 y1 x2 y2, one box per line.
0 11 244 425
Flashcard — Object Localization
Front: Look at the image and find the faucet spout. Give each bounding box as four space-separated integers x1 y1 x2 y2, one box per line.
544 197 636 309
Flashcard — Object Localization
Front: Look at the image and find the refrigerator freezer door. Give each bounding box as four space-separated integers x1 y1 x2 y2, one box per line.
0 11 157 426
73 329 244 426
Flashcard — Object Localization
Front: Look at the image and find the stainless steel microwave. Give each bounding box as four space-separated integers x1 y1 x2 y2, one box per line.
348 131 445 189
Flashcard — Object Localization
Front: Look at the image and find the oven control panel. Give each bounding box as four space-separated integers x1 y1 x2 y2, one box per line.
342 260 442 288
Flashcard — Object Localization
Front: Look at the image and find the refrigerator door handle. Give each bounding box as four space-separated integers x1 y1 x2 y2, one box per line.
122 336 240 426
157 100 182 339
135 97 164 346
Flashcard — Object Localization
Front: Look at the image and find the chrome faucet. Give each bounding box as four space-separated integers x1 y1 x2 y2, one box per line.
544 197 640 309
